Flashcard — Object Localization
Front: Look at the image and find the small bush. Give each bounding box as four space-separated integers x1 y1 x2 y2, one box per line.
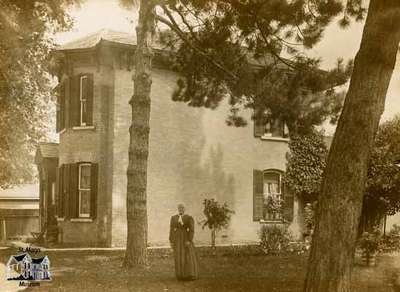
200 198 234 249
286 241 311 255
201 199 234 231
259 224 292 255
357 227 382 255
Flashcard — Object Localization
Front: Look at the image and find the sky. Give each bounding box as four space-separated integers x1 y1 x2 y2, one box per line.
55 0 400 134
56 0 137 44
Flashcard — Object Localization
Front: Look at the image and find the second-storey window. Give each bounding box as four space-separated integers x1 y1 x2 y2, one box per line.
78 163 91 217
56 82 67 132
80 75 88 126
254 118 289 138
69 73 93 128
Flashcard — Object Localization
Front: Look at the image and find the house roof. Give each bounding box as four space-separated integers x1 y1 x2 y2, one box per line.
32 257 46 264
37 142 59 159
35 142 59 165
56 29 275 66
56 29 170 52
57 29 137 51
13 253 29 262
56 30 338 88
0 184 38 200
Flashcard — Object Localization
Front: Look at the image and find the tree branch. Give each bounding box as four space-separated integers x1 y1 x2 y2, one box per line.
255 21 296 69
156 7 239 81
172 5 196 36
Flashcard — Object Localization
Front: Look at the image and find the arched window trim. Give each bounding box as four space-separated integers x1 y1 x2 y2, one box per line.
263 169 284 193
263 168 284 175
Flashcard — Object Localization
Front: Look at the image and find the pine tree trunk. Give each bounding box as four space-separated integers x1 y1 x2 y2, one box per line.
124 0 155 268
303 1 400 291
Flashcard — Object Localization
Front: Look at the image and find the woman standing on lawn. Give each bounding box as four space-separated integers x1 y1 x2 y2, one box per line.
169 203 199 281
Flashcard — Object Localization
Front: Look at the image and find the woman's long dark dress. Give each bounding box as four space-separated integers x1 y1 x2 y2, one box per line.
169 214 199 280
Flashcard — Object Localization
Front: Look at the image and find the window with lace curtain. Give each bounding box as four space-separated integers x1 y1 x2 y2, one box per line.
262 171 283 221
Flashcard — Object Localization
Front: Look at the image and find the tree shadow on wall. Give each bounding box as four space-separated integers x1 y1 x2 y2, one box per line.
177 142 236 243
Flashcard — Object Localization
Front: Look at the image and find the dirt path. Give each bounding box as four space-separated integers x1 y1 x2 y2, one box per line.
386 253 400 292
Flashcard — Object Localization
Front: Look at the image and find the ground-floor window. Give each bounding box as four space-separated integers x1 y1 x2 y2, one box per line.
253 169 285 222
78 163 91 218
57 162 98 219
262 171 282 221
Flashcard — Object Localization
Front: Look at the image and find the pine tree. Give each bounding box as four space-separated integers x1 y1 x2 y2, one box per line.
304 1 400 291
124 4 400 289
122 0 156 268
121 0 350 268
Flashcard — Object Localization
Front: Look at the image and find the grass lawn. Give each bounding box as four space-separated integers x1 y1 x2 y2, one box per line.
0 248 398 292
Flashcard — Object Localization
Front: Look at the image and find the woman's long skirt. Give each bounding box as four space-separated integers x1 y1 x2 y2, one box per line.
173 229 199 280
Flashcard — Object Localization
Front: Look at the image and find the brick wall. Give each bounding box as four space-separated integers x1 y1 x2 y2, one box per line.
57 44 304 247
110 67 301 247
57 58 114 246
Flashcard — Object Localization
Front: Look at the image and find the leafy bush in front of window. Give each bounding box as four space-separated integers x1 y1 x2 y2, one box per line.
259 224 292 255
264 196 283 218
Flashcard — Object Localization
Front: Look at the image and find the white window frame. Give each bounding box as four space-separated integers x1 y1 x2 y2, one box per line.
79 75 88 126
78 163 91 218
262 170 283 221
260 120 290 139
51 182 56 205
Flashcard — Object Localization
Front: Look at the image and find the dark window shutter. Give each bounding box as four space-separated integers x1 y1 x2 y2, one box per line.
69 164 79 219
60 165 66 218
56 86 61 133
61 83 66 130
70 75 80 127
86 74 94 126
90 163 98 219
63 164 70 219
56 166 63 217
55 166 59 212
253 169 264 221
282 184 294 223
254 120 265 137
57 82 67 132
64 77 69 128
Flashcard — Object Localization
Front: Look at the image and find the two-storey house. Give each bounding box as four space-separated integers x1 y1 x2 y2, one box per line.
46 29 304 247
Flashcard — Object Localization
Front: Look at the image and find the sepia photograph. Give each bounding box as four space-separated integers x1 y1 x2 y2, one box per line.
1 0 400 291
